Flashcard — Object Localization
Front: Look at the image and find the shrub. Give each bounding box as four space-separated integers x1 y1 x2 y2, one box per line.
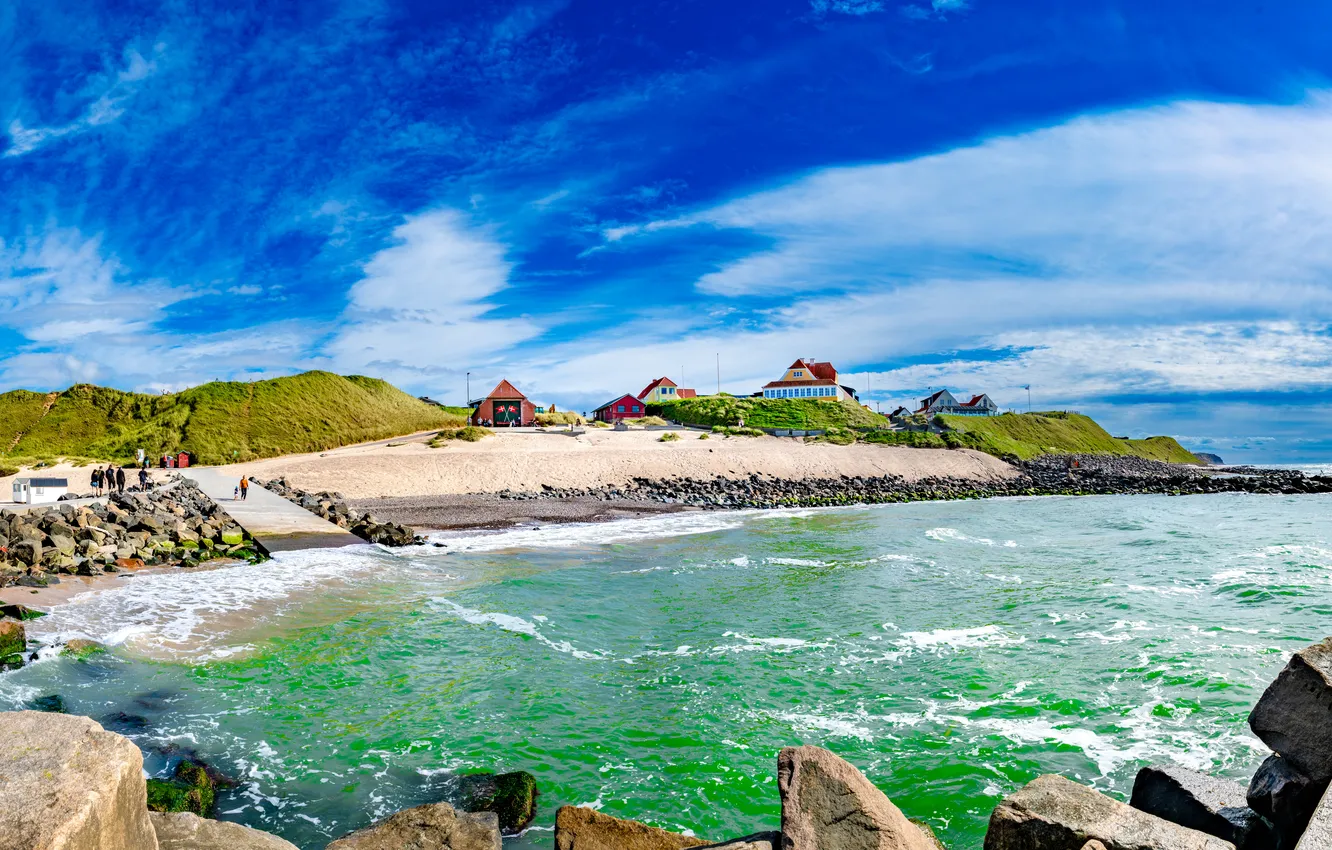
429 426 494 447
636 415 668 427
698 433 710 440
657 432 680 442
808 427 855 446
535 411 585 427
590 420 611 428
0 466 17 478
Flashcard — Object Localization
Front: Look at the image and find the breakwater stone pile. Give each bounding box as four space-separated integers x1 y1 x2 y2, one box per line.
3 637 1331 849
489 455 1332 510
256 477 424 546
0 477 261 591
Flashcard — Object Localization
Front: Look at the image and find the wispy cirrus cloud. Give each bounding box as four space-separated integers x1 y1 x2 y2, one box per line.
5 45 160 157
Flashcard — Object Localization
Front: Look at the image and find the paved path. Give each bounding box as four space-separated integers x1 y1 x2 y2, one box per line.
184 468 361 554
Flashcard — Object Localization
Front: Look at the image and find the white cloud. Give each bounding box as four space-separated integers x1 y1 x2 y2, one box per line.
327 209 542 388
638 96 1332 303
5 45 160 157
811 0 885 15
0 227 191 341
865 322 1332 408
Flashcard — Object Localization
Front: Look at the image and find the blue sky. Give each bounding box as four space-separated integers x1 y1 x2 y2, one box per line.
3 0 1332 462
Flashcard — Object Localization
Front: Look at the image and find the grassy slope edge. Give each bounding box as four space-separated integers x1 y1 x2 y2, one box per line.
1 371 464 465
652 395 884 430
652 396 1197 463
938 412 1199 463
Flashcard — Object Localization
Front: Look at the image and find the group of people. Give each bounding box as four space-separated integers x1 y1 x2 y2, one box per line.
90 464 153 496
233 476 249 501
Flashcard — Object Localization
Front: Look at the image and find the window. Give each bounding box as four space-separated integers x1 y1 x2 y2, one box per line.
617 405 625 412
793 370 804 377
632 405 640 412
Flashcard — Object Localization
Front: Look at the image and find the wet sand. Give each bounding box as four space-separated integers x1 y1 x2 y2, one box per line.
350 493 696 531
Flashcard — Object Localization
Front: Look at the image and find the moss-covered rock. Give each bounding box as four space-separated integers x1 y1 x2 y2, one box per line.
147 759 216 817
28 694 68 713
458 770 538 834
0 618 25 659
61 638 107 660
0 603 47 621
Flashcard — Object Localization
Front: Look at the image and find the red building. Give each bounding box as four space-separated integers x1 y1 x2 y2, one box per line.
593 393 646 423
471 379 537 427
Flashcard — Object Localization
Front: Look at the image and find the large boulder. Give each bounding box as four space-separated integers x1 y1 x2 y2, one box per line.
553 806 710 850
1247 754 1330 848
1248 638 1332 782
984 774 1235 850
150 812 297 849
458 770 538 834
0 711 159 850
1296 781 1332 849
326 802 499 850
778 745 936 850
1130 764 1277 849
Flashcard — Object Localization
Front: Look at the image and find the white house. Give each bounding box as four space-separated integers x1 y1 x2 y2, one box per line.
12 477 69 505
916 390 999 416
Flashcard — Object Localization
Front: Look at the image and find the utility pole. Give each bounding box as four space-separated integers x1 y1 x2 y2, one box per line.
466 372 471 406
1022 384 1031 413
715 353 720 395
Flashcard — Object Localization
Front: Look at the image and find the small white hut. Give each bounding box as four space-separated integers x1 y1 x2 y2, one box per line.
12 477 69 505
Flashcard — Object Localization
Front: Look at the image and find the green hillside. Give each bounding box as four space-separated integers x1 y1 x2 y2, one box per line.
937 412 1200 463
652 395 885 430
1 371 464 465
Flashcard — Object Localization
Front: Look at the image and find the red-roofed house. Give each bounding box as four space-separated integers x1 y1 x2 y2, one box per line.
593 393 647 423
471 379 536 427
638 377 697 404
916 389 997 416
761 359 856 402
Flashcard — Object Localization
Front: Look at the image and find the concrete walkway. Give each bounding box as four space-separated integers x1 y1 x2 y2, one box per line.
184 468 361 554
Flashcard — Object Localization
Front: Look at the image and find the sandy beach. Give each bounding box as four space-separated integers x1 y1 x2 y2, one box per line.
217 428 1019 498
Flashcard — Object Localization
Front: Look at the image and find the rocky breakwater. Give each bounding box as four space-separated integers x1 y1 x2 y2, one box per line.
486 455 1332 512
256 477 423 546
0 477 262 590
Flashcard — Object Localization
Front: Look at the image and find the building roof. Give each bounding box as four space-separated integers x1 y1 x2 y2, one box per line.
785 359 838 381
762 379 840 389
920 389 948 405
638 376 677 398
593 393 645 412
677 388 697 399
888 406 909 417
960 394 992 407
16 478 68 487
483 378 527 400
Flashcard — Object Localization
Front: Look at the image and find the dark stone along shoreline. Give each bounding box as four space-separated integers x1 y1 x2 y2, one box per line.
353 455 1332 532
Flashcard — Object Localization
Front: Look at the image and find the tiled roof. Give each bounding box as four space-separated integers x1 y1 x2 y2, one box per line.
485 378 527 400
677 388 697 398
637 377 675 399
594 393 644 412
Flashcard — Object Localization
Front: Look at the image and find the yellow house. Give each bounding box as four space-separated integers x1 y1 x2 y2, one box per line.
638 377 697 404
761 359 855 401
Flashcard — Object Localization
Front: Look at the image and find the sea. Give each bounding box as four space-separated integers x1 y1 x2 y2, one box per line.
2 488 1330 848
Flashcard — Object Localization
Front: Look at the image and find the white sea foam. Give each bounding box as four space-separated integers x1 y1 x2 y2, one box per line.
26 547 386 660
776 711 876 741
765 557 830 567
896 625 1026 651
427 511 757 552
433 599 606 660
925 528 1017 547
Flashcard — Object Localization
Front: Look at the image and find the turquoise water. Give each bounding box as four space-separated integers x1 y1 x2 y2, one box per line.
3 493 1331 848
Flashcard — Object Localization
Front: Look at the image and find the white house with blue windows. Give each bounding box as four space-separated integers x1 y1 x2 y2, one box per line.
760 359 857 402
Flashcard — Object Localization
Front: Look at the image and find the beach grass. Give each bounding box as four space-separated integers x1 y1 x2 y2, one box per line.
936 412 1199 462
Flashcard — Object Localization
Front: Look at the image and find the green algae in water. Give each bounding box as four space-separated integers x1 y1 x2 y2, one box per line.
4 492 1329 850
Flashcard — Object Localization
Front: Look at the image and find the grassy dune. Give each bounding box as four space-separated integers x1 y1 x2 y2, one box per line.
937 412 1199 463
1 371 464 465
652 395 884 430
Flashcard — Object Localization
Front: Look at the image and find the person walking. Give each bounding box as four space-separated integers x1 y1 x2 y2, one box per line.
239 476 249 501
116 466 126 494
139 468 149 490
91 467 102 497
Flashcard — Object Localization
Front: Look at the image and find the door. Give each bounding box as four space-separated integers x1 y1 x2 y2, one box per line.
493 400 521 424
